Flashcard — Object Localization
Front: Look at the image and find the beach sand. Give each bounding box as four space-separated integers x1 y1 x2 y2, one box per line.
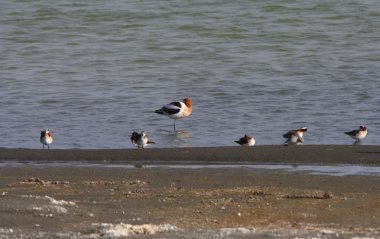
0 146 380 238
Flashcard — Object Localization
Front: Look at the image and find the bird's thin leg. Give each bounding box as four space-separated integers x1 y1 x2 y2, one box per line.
42 144 44 149
174 120 176 131
48 145 50 149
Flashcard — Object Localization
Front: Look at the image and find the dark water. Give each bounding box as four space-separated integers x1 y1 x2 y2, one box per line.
1 0 380 148
3 161 380 177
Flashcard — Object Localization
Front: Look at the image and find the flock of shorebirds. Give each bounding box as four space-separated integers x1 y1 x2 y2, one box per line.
39 97 368 149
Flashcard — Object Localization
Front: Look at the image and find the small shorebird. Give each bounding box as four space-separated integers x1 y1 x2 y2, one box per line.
130 131 155 149
234 134 255 146
154 97 192 131
345 125 367 142
40 128 53 149
283 127 307 145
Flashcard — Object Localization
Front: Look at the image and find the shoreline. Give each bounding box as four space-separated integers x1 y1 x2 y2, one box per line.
1 146 380 238
1 164 380 238
0 145 380 165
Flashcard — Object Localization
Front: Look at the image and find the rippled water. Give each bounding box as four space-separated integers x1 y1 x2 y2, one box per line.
1 0 379 148
2 161 380 177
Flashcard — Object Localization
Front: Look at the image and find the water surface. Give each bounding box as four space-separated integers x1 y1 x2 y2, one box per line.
1 0 379 148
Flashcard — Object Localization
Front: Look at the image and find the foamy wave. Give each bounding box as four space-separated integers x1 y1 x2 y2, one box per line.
218 227 256 236
21 195 75 206
0 228 13 234
20 195 75 215
44 196 76 206
32 205 68 214
92 223 178 237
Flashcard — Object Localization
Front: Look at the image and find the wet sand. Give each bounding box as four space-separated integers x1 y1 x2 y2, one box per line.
1 145 380 165
1 146 380 238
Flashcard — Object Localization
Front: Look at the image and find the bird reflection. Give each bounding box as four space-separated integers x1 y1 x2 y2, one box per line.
175 130 190 139
352 141 362 146
157 129 191 147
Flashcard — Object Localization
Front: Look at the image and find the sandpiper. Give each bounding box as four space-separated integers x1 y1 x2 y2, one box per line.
130 131 155 149
345 125 367 142
234 134 255 146
40 128 53 149
283 127 307 145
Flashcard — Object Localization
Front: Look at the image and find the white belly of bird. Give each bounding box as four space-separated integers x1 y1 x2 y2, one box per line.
289 135 302 144
247 138 256 146
42 137 53 145
168 108 191 119
138 137 148 147
356 130 367 140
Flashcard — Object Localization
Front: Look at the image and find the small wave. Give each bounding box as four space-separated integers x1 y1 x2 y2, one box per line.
91 223 179 237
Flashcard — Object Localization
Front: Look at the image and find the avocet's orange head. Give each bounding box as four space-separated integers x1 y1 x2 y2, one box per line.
183 97 192 108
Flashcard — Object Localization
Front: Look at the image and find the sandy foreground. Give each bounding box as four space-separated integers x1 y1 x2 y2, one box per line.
0 146 380 238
